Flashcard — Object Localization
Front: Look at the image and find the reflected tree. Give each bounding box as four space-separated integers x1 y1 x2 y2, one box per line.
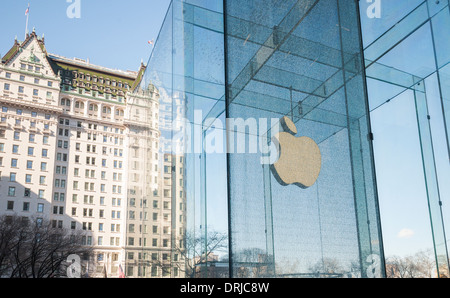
308 258 344 278
151 229 228 278
234 248 274 278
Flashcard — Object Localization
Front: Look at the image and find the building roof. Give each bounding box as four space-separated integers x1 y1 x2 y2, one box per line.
48 53 138 80
1 30 146 95
1 30 47 65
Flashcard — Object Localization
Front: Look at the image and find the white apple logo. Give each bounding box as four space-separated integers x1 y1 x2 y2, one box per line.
271 116 321 189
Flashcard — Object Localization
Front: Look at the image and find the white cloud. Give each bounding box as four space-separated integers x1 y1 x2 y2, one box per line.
397 228 415 239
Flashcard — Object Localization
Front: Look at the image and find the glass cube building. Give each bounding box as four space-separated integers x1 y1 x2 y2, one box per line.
132 0 450 278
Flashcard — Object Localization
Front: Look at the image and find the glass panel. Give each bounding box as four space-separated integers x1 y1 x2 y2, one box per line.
225 0 384 278
135 0 229 278
370 90 437 277
439 63 450 156
362 0 450 278
359 0 425 47
364 2 429 64
414 89 450 277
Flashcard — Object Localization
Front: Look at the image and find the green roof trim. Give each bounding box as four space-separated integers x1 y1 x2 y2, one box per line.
48 59 139 98
131 64 147 92
2 42 20 63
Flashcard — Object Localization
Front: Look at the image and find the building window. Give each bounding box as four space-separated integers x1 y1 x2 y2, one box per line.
8 187 15 196
23 202 30 211
7 201 14 210
12 144 19 154
11 159 18 168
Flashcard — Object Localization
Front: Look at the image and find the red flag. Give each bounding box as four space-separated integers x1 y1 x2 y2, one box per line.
148 40 154 46
118 264 125 278
25 4 30 16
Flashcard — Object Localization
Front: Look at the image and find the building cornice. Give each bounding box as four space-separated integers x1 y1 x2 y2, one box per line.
0 95 62 114
61 90 126 106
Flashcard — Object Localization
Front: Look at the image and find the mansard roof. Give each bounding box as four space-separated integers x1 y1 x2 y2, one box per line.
1 29 147 96
1 30 47 65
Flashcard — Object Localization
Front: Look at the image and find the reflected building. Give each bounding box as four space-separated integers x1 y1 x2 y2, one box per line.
124 81 187 278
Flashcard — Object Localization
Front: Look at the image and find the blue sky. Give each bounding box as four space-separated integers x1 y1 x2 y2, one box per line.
0 0 172 72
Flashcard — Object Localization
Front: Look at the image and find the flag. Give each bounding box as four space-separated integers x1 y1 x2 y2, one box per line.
148 40 154 46
25 4 30 16
118 264 125 278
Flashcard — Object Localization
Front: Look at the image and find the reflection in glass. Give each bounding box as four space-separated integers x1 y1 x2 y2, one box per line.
128 0 450 279
363 0 450 278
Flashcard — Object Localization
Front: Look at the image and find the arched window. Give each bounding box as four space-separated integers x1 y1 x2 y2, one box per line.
115 109 124 117
103 106 111 114
75 101 84 109
89 104 98 112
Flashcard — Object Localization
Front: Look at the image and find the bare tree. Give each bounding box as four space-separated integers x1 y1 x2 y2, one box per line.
0 215 24 277
308 258 344 278
0 215 93 278
151 229 228 278
234 248 274 278
385 250 437 278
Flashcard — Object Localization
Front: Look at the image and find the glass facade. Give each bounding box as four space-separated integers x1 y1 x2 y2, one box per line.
361 0 450 278
133 0 450 278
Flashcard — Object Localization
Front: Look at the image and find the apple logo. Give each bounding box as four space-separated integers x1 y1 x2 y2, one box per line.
271 116 321 189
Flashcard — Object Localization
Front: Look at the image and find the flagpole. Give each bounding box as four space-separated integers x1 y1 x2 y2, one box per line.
25 4 29 39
